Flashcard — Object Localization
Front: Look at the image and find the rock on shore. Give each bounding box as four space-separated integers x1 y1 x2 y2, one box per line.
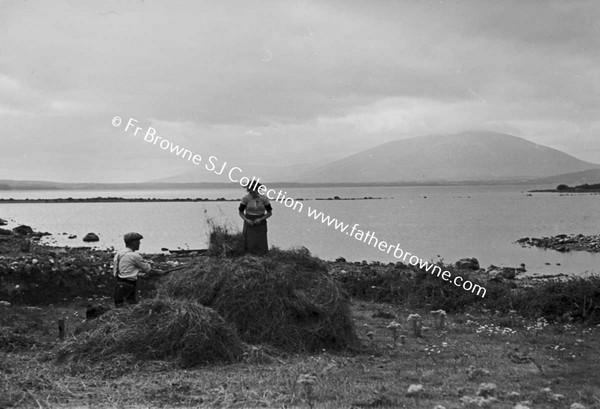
2 225 51 240
455 257 480 270
517 234 600 253
453 258 524 281
13 225 34 236
82 233 100 242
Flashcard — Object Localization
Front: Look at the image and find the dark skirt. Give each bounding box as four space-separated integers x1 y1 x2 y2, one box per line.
243 214 268 255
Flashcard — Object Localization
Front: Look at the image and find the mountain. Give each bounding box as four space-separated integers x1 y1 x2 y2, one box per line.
0 180 237 190
528 168 600 187
0 180 64 190
297 131 600 183
149 162 319 184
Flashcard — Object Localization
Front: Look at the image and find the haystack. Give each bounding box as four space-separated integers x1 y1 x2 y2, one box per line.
158 247 360 351
58 298 244 367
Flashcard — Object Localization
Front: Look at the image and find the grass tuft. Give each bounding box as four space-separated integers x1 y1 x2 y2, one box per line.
204 214 245 258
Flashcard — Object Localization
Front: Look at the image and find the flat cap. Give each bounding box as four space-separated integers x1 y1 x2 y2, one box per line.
123 232 144 243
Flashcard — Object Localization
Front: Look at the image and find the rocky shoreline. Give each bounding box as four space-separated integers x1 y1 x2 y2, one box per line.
0 196 386 204
530 182 600 193
0 223 199 304
517 234 600 253
0 197 237 203
0 218 566 306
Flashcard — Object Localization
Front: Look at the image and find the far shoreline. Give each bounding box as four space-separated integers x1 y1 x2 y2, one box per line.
529 189 600 193
0 180 543 191
529 182 600 193
0 196 386 204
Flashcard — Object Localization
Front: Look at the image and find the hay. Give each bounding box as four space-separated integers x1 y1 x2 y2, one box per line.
58 298 244 367
205 216 245 257
158 247 360 352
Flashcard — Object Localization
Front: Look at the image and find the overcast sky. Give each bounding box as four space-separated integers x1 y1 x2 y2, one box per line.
1 0 599 182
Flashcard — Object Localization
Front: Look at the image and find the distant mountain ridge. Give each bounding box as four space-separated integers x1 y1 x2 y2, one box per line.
298 131 600 183
3 131 599 188
527 168 600 186
150 162 319 184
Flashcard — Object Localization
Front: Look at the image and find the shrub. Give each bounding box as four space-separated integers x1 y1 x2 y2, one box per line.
333 263 600 324
508 276 600 322
331 263 489 312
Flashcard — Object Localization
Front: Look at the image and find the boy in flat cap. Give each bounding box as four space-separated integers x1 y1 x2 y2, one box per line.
113 232 154 306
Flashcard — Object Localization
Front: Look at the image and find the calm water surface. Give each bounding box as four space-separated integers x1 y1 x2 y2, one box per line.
1 185 598 276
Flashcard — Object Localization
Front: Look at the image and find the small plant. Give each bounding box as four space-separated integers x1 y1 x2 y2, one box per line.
406 384 424 406
297 373 317 408
407 314 422 337
386 321 402 346
430 309 447 330
477 382 497 398
407 384 423 394
366 331 375 346
526 317 549 332
466 365 490 380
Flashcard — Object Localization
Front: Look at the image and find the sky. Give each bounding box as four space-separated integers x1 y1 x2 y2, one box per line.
1 0 599 183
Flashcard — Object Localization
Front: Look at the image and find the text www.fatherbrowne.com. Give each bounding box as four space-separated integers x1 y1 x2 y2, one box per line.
305 207 486 298
113 115 487 298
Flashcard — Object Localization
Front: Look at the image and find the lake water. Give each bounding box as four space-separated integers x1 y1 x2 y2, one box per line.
1 185 599 276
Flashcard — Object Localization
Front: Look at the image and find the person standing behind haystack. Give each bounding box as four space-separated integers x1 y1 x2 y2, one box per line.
113 232 152 306
238 182 272 255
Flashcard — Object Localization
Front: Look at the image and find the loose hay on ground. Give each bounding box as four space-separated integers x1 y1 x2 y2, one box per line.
158 247 360 352
57 297 244 367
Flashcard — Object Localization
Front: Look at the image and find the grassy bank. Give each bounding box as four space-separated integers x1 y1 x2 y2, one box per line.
1 300 599 408
1 226 600 407
330 262 600 325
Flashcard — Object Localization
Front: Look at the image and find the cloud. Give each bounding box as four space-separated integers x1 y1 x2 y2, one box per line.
319 97 490 135
0 71 102 118
1 0 599 181
0 72 42 115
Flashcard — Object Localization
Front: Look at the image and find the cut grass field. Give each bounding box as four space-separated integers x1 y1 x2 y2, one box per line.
1 299 599 408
